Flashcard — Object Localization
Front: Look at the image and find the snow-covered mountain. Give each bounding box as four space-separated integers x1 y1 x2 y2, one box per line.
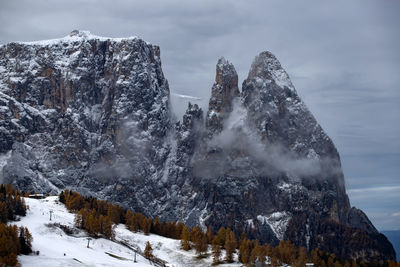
0 31 395 261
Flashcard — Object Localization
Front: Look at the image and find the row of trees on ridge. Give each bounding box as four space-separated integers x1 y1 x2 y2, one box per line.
58 189 400 267
0 184 33 266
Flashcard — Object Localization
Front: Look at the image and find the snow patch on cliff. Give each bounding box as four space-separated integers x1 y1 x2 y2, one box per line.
16 30 140 46
250 51 295 91
257 212 291 240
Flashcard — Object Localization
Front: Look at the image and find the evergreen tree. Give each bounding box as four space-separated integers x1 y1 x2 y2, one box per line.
189 226 202 243
0 222 32 266
19 227 32 255
224 228 237 263
74 211 83 229
194 231 208 257
181 225 191 251
0 184 28 223
144 241 153 260
206 226 214 243
151 216 161 235
212 236 221 265
142 218 151 235
103 216 114 239
311 248 321 266
216 226 226 247
0 202 7 223
59 191 66 203
327 254 335 267
87 209 98 235
238 237 251 264
265 243 273 259
175 222 185 240
294 246 308 267
276 240 297 264
107 204 122 224
250 245 257 265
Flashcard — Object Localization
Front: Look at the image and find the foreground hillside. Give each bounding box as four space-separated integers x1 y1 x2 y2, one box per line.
14 196 242 267
4 190 399 266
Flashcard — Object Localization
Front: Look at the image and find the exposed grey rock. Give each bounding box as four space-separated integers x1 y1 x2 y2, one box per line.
0 32 395 261
0 31 172 207
348 207 378 233
205 57 239 136
242 51 349 222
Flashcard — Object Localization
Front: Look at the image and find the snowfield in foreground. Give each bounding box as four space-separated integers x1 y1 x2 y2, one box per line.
13 196 242 267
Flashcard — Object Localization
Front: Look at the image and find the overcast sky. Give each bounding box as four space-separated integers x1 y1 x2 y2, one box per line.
1 0 399 230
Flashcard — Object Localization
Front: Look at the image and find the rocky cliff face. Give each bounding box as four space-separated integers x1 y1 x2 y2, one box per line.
0 31 171 205
206 57 239 136
0 31 395 261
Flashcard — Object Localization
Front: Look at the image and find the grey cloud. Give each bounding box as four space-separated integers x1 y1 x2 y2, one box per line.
0 0 399 230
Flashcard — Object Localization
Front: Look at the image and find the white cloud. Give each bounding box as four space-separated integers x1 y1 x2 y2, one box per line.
347 185 400 194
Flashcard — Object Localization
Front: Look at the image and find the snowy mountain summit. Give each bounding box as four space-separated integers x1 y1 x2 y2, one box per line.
0 31 395 261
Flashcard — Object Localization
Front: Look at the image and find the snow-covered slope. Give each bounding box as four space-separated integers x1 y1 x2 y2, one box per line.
14 196 152 266
13 196 241 267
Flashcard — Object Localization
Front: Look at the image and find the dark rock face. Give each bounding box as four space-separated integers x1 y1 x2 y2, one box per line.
0 32 395 261
206 57 239 136
241 51 350 224
0 31 171 206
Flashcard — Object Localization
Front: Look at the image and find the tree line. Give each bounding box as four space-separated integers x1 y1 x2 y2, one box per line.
0 224 33 266
286 212 397 263
0 184 27 223
59 190 400 267
0 184 33 266
60 190 125 239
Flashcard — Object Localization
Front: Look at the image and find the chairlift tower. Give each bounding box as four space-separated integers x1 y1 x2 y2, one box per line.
87 237 92 248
